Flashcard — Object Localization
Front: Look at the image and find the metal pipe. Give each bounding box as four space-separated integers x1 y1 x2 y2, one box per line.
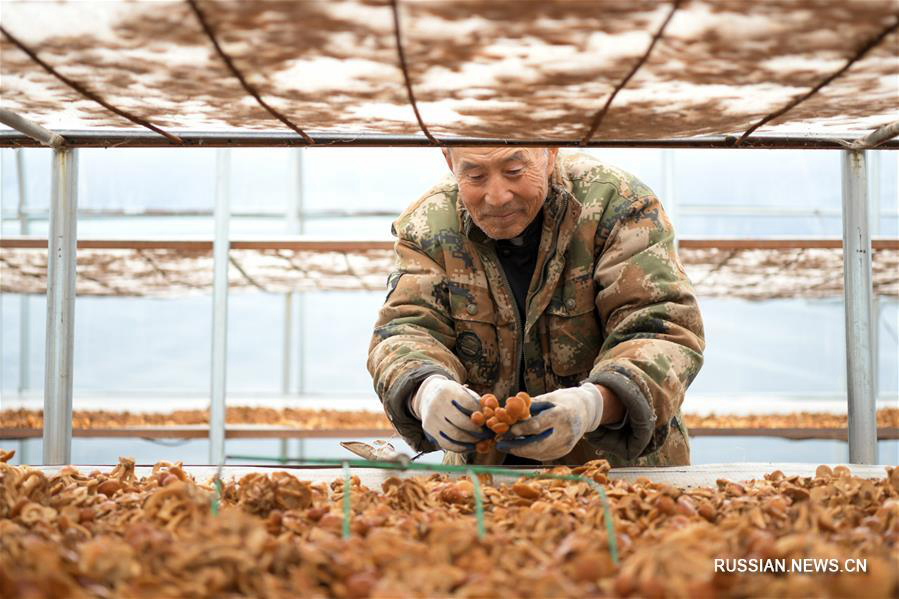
293 148 305 234
209 148 231 465
677 204 847 217
281 292 292 394
297 293 306 395
293 148 307 395
13 204 899 220
851 120 899 150
4 236 898 252
2 130 898 150
840 150 877 464
16 149 30 394
43 147 78 465
279 438 289 462
0 207 400 220
0 109 66 148
281 149 303 396
19 438 30 465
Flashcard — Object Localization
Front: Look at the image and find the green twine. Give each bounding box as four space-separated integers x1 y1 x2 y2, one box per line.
342 461 351 540
467 469 486 540
226 455 618 564
211 477 222 516
583 479 619 565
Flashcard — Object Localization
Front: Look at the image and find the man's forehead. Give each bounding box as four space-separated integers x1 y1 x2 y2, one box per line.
450 147 540 167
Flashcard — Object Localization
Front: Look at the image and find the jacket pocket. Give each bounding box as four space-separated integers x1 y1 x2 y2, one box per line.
545 275 602 378
449 282 500 390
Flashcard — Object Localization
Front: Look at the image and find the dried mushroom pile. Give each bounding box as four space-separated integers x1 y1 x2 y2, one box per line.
0 407 391 431
687 409 899 429
1 450 897 598
3 407 898 432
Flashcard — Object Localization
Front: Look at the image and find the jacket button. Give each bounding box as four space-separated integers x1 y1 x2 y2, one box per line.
466 303 477 315
565 298 576 310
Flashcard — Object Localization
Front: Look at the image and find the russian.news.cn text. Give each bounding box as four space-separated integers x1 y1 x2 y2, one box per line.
714 558 867 574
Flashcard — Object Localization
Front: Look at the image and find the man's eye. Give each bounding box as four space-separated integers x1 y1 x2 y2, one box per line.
468 174 485 182
506 169 523 176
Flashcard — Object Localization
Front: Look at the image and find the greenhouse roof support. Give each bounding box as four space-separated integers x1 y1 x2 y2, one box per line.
0 108 65 148
851 120 899 150
2 130 898 150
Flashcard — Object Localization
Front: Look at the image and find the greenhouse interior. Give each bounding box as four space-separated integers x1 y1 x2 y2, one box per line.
0 1 897 597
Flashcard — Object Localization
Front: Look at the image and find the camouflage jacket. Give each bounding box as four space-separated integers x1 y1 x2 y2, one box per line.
367 152 705 466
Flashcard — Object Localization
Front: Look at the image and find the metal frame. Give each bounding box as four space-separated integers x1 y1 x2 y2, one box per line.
5 425 898 442
209 148 231 465
42 147 78 465
279 148 306 466
294 149 308 398
841 150 877 464
2 130 898 150
0 109 65 148
15 149 30 395
5 237 898 251
1 107 895 466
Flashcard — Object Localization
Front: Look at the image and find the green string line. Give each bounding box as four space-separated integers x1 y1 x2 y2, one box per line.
342 461 351 540
211 478 222 516
582 479 619 565
226 454 618 563
467 469 486 540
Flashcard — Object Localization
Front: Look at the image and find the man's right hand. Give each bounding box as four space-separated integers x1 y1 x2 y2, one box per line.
410 375 493 453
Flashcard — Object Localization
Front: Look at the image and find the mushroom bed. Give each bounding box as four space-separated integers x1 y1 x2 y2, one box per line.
0 452 897 598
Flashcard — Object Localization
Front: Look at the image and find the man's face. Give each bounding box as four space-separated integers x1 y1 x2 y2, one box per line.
443 147 558 240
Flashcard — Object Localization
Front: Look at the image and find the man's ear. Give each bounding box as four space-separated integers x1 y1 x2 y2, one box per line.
442 148 455 174
545 148 559 176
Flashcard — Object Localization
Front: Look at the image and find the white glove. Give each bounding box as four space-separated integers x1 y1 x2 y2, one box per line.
410 375 493 453
496 383 604 461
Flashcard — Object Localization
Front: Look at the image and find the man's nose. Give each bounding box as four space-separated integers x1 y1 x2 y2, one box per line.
484 174 513 208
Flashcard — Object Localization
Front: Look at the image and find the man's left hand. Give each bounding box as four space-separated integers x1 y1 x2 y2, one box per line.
496 383 605 461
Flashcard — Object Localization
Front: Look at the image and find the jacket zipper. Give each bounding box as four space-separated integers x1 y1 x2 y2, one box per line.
489 192 569 396
487 248 524 396
526 193 569 326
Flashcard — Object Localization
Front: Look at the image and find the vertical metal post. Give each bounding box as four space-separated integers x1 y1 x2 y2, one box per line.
292 148 307 395
841 150 877 464
282 148 304 396
282 292 293 394
289 148 305 235
209 149 231 465
297 294 306 395
43 148 78 465
16 149 30 394
18 439 30 465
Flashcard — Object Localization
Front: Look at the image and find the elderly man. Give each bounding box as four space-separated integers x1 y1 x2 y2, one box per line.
367 147 704 466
